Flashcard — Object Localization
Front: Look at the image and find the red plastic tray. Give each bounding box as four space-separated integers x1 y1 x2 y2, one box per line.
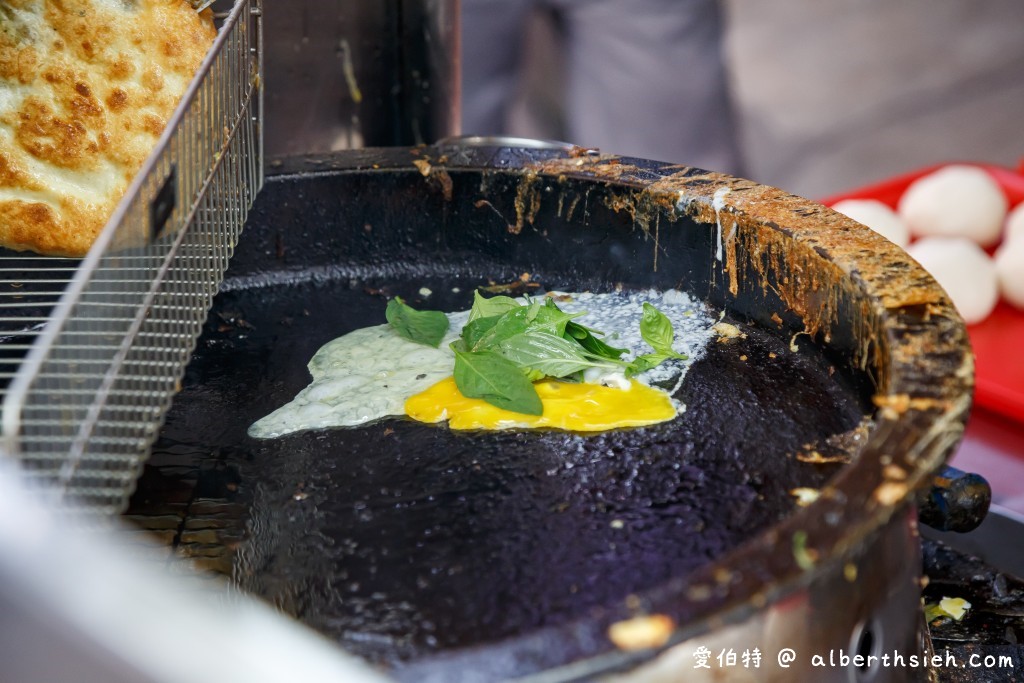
821 161 1024 424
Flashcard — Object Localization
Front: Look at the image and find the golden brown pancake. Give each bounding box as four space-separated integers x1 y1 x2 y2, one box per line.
0 0 216 256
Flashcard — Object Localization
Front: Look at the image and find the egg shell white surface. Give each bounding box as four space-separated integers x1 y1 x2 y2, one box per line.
907 237 999 324
898 165 1008 247
831 198 910 248
995 238 1024 310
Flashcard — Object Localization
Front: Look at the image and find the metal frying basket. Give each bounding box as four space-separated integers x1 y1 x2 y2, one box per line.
0 0 264 515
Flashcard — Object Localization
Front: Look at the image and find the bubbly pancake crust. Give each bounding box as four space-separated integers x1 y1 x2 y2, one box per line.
0 0 215 256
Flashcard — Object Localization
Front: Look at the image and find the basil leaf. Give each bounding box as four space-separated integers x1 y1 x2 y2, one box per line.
525 300 543 322
386 297 449 347
640 302 674 352
523 368 546 382
640 302 687 359
566 323 588 340
565 321 628 360
471 307 534 351
472 304 581 352
532 299 579 338
499 330 610 378
453 348 543 415
628 352 671 376
469 291 521 322
461 314 502 349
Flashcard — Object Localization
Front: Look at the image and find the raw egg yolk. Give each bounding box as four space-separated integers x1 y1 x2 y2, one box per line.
404 377 676 431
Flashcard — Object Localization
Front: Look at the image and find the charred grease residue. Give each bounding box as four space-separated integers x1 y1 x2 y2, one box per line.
128 273 864 668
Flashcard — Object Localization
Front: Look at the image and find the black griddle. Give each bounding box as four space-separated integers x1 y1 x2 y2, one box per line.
124 145 975 682
131 270 863 670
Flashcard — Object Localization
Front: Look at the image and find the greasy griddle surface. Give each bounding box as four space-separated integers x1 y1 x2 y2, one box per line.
129 272 866 667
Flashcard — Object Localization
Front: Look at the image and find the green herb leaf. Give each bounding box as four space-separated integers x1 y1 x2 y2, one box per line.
471 307 534 351
565 321 628 360
472 304 581 352
627 352 671 376
386 297 449 347
566 324 588 340
523 368 546 382
640 302 688 359
469 291 521 322
533 298 578 338
640 302 674 352
460 314 503 349
453 348 543 415
499 330 613 378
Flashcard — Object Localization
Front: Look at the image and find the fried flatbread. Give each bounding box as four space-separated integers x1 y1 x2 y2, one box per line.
0 0 215 256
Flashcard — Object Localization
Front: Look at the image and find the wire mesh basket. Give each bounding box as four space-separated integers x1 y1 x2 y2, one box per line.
0 0 264 515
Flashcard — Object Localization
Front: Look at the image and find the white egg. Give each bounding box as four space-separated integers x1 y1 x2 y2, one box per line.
995 238 1024 310
248 290 717 439
831 199 910 247
1004 202 1024 245
907 237 999 324
898 165 1008 247
248 320 464 438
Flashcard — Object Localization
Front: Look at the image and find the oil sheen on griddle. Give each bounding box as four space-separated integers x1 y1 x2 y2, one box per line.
131 274 868 668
